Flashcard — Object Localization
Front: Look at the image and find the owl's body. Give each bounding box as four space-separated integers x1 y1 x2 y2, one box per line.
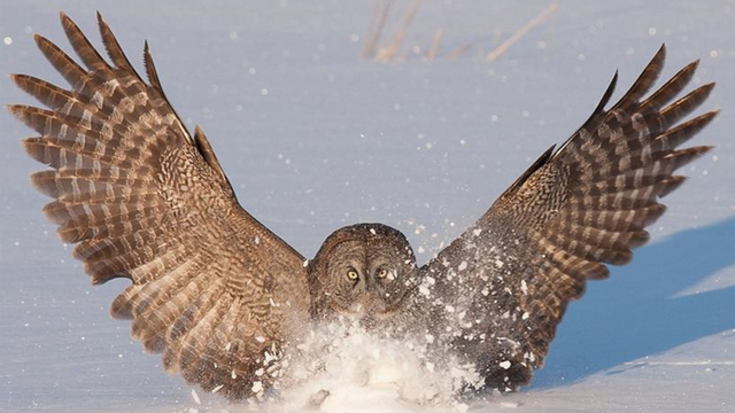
10 13 716 401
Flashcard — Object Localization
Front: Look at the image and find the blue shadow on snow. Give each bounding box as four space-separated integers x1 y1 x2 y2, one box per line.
531 215 735 389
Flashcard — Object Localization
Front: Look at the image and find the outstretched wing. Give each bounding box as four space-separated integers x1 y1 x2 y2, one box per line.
9 12 310 400
420 45 716 391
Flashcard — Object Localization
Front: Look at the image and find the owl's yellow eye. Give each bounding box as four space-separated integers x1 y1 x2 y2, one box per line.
377 268 388 279
347 270 359 281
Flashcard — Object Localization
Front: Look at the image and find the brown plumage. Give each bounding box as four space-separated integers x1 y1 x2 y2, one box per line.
9 13 715 401
419 45 716 391
11 12 310 401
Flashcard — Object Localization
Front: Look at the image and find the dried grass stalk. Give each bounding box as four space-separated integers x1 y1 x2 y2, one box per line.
374 0 426 63
485 2 558 62
428 29 443 60
362 0 393 60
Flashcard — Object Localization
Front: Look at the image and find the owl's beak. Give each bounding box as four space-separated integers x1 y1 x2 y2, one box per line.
347 298 383 315
344 297 391 320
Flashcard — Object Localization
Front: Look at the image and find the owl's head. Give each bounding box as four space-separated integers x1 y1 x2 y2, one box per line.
310 223 418 323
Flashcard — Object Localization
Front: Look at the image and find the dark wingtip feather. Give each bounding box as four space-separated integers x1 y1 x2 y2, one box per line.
144 39 151 63
694 109 720 126
89 266 123 285
21 137 50 166
6 104 30 123
33 33 58 54
33 33 88 87
694 82 716 98
60 10 110 71
57 225 92 244
5 102 17 116
628 230 651 249
110 296 134 320
671 146 714 172
96 11 114 57
143 40 164 91
660 83 716 129
41 201 68 226
589 70 618 120
9 74 32 97
657 176 688 198
597 70 618 113
649 43 666 72
612 45 667 110
96 11 143 81
587 265 610 280
699 81 717 96
7 105 54 135
29 170 59 199
10 74 75 110
643 204 667 227
8 73 22 86
610 250 634 266
682 59 701 84
8 74 40 98
642 59 701 111
691 58 701 71
59 10 71 25
653 43 667 67
142 335 167 354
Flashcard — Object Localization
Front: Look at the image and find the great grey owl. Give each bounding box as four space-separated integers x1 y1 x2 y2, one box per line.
10 13 716 401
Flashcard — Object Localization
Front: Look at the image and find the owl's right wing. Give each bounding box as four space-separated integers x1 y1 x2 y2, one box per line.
419 46 716 391
9 13 310 400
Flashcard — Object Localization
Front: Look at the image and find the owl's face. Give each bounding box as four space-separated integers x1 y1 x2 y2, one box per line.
312 224 418 323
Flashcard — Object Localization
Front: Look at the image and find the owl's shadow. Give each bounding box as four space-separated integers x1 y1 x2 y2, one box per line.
531 215 735 389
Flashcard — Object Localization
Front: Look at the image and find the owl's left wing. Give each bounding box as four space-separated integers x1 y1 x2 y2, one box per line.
10 13 310 400
419 46 716 391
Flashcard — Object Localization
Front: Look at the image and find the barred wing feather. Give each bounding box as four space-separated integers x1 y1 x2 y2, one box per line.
420 45 716 391
9 12 310 400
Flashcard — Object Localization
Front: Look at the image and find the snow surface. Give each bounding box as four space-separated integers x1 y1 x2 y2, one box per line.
1 1 734 412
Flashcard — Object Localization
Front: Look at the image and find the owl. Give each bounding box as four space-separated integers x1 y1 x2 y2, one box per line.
9 13 716 401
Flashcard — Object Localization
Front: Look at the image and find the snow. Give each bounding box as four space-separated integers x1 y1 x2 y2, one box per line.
272 322 481 413
1 1 734 412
